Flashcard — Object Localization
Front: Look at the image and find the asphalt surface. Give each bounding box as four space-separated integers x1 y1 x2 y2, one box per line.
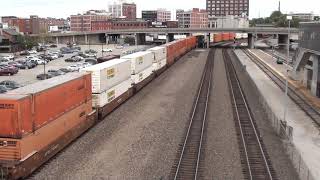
29 49 208 180
0 44 150 86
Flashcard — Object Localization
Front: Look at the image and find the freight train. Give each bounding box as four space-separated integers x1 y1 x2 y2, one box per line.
211 32 248 43
0 36 198 180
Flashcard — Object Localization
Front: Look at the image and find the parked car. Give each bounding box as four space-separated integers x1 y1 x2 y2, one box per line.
0 58 10 65
20 51 30 56
59 68 72 73
102 48 113 52
115 45 124 49
85 58 98 65
48 69 66 76
276 57 284 64
65 56 83 62
49 44 58 48
81 62 92 68
0 66 19 76
0 85 8 93
85 49 97 54
0 80 22 90
22 61 37 69
36 73 53 80
85 53 97 58
8 62 26 69
30 58 47 65
28 50 37 54
67 65 80 72
1 55 14 60
50 54 59 59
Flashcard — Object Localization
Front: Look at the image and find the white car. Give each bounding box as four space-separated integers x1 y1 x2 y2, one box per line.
28 50 37 54
102 48 113 52
31 58 47 65
67 65 80 72
115 45 124 49
50 54 59 59
1 55 14 61
26 56 35 59
81 62 92 68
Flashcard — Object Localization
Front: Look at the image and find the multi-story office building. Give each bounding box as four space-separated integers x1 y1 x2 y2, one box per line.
122 3 137 20
142 11 158 22
142 9 171 22
206 0 249 16
1 16 66 34
108 2 136 20
156 9 171 22
176 8 208 28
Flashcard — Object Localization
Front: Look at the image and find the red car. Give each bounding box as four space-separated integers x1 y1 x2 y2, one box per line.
0 66 19 76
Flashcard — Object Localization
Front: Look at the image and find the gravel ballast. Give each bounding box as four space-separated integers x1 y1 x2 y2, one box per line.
201 49 244 180
229 49 300 180
30 49 208 180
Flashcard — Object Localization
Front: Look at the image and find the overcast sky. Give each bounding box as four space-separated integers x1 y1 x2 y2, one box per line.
1 0 318 20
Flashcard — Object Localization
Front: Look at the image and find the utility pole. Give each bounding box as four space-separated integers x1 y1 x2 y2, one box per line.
283 16 292 123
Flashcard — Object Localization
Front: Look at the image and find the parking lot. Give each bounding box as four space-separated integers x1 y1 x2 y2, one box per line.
0 44 152 87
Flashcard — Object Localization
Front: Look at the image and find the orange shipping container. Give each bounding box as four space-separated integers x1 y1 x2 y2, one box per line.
222 33 230 41
214 33 222 43
1 72 92 139
0 100 92 161
229 33 236 41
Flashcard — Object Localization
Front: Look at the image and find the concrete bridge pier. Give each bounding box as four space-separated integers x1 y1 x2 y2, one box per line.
311 55 320 97
72 36 75 44
206 33 210 49
278 34 289 51
166 33 175 43
55 37 59 45
248 33 255 49
84 34 88 45
135 33 146 45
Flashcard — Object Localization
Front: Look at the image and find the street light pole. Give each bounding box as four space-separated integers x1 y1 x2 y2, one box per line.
283 16 292 123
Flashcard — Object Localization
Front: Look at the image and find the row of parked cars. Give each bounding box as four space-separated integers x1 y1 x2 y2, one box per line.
0 80 22 93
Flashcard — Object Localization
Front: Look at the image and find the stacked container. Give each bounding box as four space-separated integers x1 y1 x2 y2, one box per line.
81 58 132 108
0 72 93 161
147 46 167 73
121 51 154 89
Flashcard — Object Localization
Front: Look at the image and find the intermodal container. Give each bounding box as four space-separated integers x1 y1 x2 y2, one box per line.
81 58 131 94
147 46 167 62
131 66 153 84
121 51 154 74
152 59 167 72
0 100 92 161
222 33 230 41
164 42 177 66
92 79 132 108
3 73 92 138
229 33 236 41
214 33 222 43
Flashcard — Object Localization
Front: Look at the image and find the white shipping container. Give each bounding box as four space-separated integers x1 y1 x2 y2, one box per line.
131 66 154 84
147 46 167 62
92 78 132 108
152 59 167 72
81 58 131 94
121 51 153 74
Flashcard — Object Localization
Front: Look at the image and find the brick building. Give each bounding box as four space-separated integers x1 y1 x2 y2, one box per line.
176 8 208 28
206 0 249 16
142 9 171 22
108 2 136 20
122 3 137 20
111 20 148 29
1 16 66 34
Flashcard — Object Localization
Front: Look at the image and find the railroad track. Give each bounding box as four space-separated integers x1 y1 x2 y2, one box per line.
242 49 320 127
170 49 215 180
223 49 277 180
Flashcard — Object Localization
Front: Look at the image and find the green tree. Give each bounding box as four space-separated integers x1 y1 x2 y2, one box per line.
16 35 38 50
